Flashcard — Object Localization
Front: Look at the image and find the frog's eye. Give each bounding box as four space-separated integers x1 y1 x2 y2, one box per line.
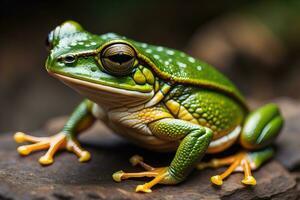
100 43 136 76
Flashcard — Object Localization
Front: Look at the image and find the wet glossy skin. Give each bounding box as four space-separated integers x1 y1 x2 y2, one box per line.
14 21 284 193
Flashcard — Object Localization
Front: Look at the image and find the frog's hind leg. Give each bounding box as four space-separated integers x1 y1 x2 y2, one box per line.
197 148 274 186
113 118 213 193
198 103 283 186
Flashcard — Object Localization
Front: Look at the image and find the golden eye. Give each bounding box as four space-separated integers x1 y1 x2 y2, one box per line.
100 43 136 76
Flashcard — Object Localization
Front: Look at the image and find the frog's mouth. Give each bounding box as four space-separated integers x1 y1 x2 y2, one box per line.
49 72 155 108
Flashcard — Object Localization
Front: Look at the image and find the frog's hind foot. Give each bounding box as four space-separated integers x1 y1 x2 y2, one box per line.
210 152 256 185
197 148 274 186
197 152 256 186
112 155 175 193
14 131 90 165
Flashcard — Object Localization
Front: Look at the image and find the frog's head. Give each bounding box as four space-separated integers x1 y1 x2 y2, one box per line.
46 21 156 108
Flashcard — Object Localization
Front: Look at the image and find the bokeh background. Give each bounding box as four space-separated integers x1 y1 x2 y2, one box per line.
1 0 300 132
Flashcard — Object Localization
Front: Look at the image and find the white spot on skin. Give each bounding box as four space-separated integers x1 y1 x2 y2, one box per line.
78 42 84 45
90 42 97 45
101 35 108 40
70 42 77 46
85 44 91 47
141 43 148 48
197 66 202 70
107 33 117 38
157 46 163 51
168 58 173 62
153 54 160 59
188 57 195 63
180 52 185 57
177 61 187 68
165 61 170 65
146 49 152 53
166 50 175 55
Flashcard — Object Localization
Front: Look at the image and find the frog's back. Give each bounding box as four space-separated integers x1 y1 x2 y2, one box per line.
130 41 247 108
97 33 246 108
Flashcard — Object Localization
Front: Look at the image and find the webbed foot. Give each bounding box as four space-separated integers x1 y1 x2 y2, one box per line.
112 155 176 193
14 131 91 165
197 151 258 186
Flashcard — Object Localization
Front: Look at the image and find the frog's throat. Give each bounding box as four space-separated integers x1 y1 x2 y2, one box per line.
49 72 154 109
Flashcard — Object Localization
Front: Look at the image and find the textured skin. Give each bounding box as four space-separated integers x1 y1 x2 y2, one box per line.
168 128 212 181
47 22 246 106
14 21 284 190
150 118 201 141
62 99 95 137
131 40 246 106
149 118 213 182
164 85 245 139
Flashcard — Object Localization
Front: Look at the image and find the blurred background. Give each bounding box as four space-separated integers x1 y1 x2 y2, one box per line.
1 0 300 132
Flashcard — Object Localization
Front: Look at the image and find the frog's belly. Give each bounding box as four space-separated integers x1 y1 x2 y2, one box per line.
97 105 241 153
107 122 180 152
106 121 241 153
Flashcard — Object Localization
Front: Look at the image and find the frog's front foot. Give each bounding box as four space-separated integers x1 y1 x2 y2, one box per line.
14 131 91 165
113 155 177 193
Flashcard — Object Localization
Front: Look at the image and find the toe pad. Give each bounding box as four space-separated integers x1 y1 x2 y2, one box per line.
112 170 124 182
211 175 223 186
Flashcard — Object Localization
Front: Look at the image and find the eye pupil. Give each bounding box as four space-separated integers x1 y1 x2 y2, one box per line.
108 54 133 64
100 43 136 76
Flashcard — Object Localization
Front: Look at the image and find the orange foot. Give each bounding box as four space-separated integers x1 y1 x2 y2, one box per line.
197 152 257 186
14 132 90 165
112 155 172 193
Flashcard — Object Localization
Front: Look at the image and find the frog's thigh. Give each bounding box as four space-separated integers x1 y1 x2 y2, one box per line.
240 103 284 150
149 118 213 183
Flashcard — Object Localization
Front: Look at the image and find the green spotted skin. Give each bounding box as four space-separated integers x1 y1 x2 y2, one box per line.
149 118 213 182
48 27 245 106
132 40 245 105
164 85 246 139
42 21 284 188
168 127 212 181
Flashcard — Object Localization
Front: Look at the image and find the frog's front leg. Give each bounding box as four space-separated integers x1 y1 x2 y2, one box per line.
198 103 283 186
113 118 213 193
14 99 96 165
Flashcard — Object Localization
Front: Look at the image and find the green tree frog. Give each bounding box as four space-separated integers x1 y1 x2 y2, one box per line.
14 21 284 193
